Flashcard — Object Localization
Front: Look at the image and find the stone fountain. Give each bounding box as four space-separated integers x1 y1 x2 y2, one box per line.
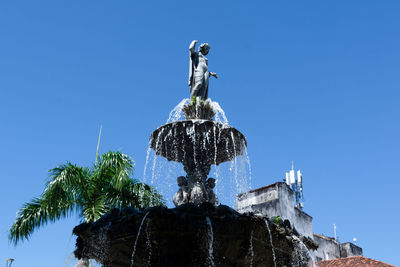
150 99 247 207
73 40 317 267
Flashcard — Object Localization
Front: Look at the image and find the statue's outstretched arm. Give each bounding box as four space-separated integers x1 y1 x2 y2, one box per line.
189 40 198 55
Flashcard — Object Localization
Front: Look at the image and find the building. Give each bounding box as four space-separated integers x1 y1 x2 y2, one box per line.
317 256 396 267
237 176 363 261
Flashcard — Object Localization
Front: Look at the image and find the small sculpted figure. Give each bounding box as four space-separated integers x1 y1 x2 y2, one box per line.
188 40 218 100
173 176 190 206
190 182 206 205
206 178 218 205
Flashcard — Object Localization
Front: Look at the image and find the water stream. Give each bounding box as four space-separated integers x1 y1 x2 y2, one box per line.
130 212 150 267
248 230 254 267
264 220 277 267
205 216 215 267
142 98 252 208
291 235 316 267
145 220 152 266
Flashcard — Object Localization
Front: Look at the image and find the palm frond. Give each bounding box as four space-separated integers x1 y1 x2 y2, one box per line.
9 150 164 245
9 163 88 245
105 179 165 210
81 194 107 222
9 196 75 245
46 163 89 197
96 151 134 190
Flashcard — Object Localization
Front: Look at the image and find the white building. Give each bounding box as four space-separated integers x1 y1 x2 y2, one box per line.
237 180 362 261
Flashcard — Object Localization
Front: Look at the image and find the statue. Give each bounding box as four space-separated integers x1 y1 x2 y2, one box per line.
188 40 218 100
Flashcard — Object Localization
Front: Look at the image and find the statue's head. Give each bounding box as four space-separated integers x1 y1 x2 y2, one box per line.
199 43 210 55
177 176 188 187
206 178 216 189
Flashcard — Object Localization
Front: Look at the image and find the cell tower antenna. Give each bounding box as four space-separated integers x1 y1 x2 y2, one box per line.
334 224 337 241
291 160 294 170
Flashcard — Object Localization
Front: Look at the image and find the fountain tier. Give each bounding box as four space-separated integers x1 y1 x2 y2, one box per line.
150 120 247 207
150 120 246 166
73 204 315 266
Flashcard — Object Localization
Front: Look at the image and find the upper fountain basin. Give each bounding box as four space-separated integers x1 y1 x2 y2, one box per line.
150 120 247 166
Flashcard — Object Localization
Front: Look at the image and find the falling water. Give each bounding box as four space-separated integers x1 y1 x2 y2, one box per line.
230 132 239 192
143 138 153 178
150 128 164 184
63 252 78 267
165 98 229 124
130 212 150 267
209 100 229 124
166 98 190 123
143 99 251 208
145 220 152 266
205 216 215 267
244 143 252 190
248 230 254 267
265 220 277 267
291 235 316 267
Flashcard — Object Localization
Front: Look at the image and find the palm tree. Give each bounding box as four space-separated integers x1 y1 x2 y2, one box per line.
9 151 164 245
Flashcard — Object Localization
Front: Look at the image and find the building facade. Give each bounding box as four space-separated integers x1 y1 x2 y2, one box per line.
237 182 362 261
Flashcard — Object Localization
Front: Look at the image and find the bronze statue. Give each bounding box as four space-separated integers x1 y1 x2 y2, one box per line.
188 40 218 100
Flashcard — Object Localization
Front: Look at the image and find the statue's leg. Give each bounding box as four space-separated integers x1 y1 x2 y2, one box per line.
191 83 202 98
200 73 210 100
191 75 204 98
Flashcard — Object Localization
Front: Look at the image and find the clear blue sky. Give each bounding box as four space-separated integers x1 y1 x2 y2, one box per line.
1 1 399 266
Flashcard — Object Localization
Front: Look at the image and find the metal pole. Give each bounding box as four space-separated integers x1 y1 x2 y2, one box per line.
5 259 15 267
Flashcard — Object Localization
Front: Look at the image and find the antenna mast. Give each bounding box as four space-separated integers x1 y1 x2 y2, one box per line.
334 224 337 241
285 161 304 209
95 125 102 168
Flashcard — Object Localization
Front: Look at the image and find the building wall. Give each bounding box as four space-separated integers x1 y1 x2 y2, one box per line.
237 182 313 238
340 242 363 257
236 182 363 262
294 207 313 239
313 234 340 261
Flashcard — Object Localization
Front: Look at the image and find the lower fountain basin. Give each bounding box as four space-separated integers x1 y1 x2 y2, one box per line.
150 120 247 166
73 204 316 267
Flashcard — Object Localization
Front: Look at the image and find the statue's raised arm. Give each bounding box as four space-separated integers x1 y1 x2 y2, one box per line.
189 40 198 57
188 40 217 100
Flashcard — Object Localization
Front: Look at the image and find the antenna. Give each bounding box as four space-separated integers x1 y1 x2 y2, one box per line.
95 125 102 168
285 162 304 209
6 259 15 267
333 224 337 241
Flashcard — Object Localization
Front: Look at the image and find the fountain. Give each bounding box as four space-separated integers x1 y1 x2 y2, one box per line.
150 99 247 207
72 40 318 266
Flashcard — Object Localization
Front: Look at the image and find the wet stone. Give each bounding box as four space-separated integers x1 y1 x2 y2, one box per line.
73 205 316 267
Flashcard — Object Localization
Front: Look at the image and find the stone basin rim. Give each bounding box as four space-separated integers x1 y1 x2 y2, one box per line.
149 119 247 165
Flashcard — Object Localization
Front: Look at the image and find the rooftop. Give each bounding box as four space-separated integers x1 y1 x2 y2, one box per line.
237 182 289 197
317 256 396 267
313 233 336 242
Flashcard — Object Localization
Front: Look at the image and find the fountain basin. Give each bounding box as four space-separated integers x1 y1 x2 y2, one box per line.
150 120 247 166
73 204 316 266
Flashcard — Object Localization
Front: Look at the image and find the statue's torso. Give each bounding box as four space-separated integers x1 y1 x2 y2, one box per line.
193 53 208 76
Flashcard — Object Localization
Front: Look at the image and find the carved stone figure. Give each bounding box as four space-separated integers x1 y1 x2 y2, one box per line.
188 40 218 100
173 175 218 207
173 176 190 206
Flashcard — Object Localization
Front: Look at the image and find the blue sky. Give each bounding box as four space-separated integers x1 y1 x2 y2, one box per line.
1 1 399 266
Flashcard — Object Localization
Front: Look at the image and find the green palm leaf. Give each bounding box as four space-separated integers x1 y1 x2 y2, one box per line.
9 151 164 245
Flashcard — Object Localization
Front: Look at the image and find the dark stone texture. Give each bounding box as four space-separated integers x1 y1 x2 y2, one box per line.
73 205 316 267
150 120 246 166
